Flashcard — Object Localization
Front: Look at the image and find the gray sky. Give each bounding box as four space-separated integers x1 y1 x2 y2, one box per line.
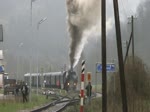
0 0 147 79
0 0 69 78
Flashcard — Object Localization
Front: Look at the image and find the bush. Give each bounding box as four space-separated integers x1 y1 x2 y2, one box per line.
108 56 150 112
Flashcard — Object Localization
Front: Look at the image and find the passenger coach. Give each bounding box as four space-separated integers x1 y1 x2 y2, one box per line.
24 72 65 89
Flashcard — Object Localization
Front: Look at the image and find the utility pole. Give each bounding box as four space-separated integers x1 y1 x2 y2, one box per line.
130 15 137 63
101 0 107 112
131 16 134 60
124 15 136 64
113 0 128 112
124 33 132 64
29 56 32 102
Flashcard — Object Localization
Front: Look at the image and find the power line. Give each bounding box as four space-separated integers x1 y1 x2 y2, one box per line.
125 0 134 15
120 0 128 18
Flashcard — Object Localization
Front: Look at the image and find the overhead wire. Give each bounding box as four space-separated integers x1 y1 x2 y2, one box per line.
125 0 134 15
120 0 128 18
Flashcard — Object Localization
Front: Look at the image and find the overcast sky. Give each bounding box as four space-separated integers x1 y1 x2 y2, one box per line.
0 0 147 79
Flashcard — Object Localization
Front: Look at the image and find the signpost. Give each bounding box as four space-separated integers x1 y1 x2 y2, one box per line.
0 66 4 73
95 63 116 95
96 63 115 73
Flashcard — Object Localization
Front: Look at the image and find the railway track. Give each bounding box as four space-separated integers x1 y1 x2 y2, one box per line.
42 98 79 112
30 91 80 112
30 92 101 112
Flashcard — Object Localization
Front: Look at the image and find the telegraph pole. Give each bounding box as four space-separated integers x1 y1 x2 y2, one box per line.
101 0 107 112
29 56 32 102
124 33 132 64
131 16 134 60
124 15 136 64
113 0 128 112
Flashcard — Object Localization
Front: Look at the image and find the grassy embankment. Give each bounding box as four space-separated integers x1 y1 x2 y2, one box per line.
64 98 102 112
108 56 150 112
0 93 51 112
0 88 67 112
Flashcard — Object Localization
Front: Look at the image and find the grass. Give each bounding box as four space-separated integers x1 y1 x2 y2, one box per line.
64 97 150 112
64 98 102 112
0 88 68 112
107 97 150 112
65 57 150 112
92 84 102 93
84 98 102 112
107 56 150 112
0 94 52 112
0 88 3 94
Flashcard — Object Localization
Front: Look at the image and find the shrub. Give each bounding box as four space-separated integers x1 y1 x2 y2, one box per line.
108 56 150 111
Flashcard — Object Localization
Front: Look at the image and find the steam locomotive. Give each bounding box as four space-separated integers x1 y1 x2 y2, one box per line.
64 68 78 91
24 69 78 91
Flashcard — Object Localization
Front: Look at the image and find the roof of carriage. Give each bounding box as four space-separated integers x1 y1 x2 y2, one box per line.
24 72 64 77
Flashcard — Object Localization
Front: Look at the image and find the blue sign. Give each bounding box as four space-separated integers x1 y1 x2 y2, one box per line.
96 63 115 73
0 66 4 73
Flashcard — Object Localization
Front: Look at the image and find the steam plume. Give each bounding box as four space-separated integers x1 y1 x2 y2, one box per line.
66 0 101 68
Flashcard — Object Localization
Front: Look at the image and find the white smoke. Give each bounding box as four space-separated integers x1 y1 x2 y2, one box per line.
66 0 101 68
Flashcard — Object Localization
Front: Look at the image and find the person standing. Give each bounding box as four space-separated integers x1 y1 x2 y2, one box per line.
85 82 92 104
21 82 28 103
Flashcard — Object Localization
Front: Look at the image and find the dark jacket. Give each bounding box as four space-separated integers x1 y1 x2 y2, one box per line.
85 84 92 97
21 84 28 95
